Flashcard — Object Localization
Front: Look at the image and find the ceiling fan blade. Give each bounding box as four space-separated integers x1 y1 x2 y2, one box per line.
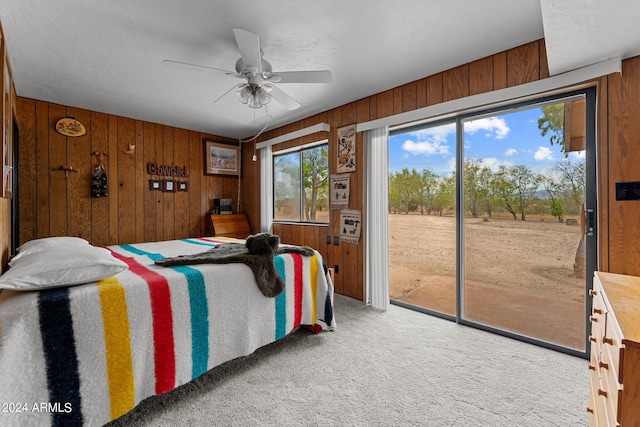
265 84 301 110
162 59 238 76
214 83 246 104
233 28 263 74
271 70 332 84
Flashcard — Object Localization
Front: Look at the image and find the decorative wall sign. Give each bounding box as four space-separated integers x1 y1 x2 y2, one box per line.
55 117 86 137
204 140 240 176
337 124 356 173
147 162 189 177
330 174 350 209
340 209 361 243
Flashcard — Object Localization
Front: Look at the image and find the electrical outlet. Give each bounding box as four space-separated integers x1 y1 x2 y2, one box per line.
326 235 331 244
334 236 339 246
334 265 339 274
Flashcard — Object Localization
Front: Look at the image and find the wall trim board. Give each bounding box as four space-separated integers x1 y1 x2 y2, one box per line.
256 122 330 150
357 57 621 133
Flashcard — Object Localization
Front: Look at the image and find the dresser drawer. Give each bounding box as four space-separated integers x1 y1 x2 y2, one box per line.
603 314 623 381
601 342 622 424
590 287 607 355
593 375 613 427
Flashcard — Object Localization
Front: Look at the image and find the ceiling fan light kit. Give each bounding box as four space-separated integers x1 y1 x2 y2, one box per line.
237 85 272 108
164 28 332 111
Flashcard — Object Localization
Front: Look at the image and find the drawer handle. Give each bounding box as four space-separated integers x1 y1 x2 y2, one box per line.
603 337 614 345
599 361 609 370
589 316 598 322
587 407 594 414
588 364 596 371
589 289 597 296
589 336 597 343
598 388 608 398
593 308 603 315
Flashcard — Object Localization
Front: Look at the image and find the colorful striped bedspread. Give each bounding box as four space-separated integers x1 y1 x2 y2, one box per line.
0 237 335 426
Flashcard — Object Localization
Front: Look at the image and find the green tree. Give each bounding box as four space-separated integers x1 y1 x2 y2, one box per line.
432 173 456 216
302 146 328 221
464 158 488 218
542 176 565 222
494 165 519 220
274 153 300 216
554 158 585 212
538 103 565 148
392 168 420 214
509 165 541 220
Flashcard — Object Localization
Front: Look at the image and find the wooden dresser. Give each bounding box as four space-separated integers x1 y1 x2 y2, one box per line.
588 272 640 426
207 213 252 239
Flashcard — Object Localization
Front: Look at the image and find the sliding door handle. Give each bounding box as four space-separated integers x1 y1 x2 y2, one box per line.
586 209 595 236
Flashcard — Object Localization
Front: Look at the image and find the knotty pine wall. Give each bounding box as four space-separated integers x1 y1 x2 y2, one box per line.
16 98 240 248
241 39 640 299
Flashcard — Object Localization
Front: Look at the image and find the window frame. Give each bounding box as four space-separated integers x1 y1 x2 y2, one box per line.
272 139 329 225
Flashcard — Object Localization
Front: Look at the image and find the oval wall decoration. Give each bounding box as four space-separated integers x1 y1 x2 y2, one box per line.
55 118 87 137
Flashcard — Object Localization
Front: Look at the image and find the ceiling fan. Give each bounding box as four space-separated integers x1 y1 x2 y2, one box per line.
163 28 332 110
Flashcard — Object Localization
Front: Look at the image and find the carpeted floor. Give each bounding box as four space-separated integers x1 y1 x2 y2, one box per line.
108 294 588 426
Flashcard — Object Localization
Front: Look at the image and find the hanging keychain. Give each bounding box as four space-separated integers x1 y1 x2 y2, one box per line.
92 152 109 198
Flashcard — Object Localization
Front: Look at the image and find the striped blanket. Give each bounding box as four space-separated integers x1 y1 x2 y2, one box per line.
0 237 335 426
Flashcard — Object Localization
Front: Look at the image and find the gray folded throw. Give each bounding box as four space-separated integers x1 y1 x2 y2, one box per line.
155 233 314 297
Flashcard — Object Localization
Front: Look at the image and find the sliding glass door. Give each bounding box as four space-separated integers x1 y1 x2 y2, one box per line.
460 91 595 353
388 119 457 317
388 87 596 355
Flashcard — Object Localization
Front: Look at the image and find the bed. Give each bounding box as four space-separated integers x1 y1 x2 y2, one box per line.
0 236 335 426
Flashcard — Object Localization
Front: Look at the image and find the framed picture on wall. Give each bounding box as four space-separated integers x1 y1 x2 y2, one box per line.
337 124 356 173
204 140 240 176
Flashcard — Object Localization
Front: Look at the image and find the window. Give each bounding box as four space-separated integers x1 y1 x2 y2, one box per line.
273 143 329 223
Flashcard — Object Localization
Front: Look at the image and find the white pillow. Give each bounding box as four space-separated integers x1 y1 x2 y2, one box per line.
0 246 128 291
10 236 90 266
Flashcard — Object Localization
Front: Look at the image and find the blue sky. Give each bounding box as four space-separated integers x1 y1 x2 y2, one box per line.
389 106 585 176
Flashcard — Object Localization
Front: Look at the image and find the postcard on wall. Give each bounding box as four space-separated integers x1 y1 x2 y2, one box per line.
340 209 362 244
337 124 356 173
330 174 350 209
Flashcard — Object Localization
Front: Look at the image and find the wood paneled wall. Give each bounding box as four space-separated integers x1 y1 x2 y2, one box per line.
242 39 640 299
603 56 640 275
16 98 239 247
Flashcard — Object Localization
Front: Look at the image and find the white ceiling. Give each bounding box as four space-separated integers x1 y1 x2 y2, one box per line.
1 1 638 140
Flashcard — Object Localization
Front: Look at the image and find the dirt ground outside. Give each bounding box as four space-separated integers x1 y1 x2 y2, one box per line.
388 213 586 350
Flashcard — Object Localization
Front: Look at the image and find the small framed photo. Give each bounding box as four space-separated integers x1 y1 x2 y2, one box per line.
204 140 240 176
149 179 161 191
177 181 189 192
163 179 175 192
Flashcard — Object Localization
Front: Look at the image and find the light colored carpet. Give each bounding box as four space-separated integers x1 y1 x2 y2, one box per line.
108 294 588 427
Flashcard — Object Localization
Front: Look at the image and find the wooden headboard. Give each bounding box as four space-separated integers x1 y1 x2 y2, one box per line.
208 213 252 239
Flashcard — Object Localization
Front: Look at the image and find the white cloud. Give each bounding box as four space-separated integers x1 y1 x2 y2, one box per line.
570 150 586 159
479 157 513 171
402 123 454 156
447 157 456 172
534 146 555 161
505 148 517 157
402 139 449 155
464 117 510 139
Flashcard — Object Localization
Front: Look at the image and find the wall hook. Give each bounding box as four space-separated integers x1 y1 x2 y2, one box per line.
57 165 79 178
124 144 135 158
93 151 109 164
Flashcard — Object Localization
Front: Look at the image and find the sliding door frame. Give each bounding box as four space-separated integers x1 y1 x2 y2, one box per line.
456 86 597 359
389 86 597 358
